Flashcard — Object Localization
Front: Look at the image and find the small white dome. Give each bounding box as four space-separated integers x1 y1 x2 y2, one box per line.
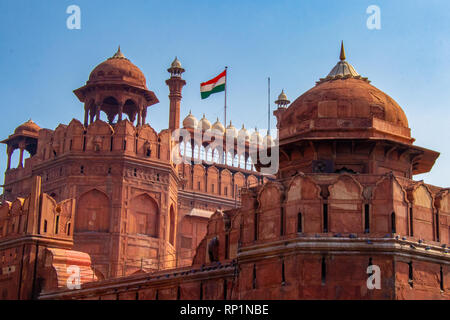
182 111 198 129
226 121 238 138
211 118 225 134
198 114 211 131
251 128 262 145
238 124 250 141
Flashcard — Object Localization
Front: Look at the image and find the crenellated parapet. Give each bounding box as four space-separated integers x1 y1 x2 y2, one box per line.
219 172 450 247
0 179 75 242
36 119 170 161
0 176 97 299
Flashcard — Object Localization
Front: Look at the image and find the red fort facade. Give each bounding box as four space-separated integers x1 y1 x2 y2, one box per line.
0 45 448 300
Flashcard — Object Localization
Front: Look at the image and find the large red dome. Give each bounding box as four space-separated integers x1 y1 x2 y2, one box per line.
276 49 412 145
279 78 409 129
87 47 147 89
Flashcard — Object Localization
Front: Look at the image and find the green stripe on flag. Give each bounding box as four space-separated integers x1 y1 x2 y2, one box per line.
201 83 225 99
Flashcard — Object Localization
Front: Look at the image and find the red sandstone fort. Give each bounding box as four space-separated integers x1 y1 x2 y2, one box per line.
0 44 448 300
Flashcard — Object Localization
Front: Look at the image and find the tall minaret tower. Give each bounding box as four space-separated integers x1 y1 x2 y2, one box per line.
166 57 186 131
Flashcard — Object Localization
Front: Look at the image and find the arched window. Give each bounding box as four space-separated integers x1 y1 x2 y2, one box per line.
321 256 327 284
200 146 206 160
364 204 370 233
323 203 328 233
185 143 192 160
206 147 212 162
169 206 175 245
226 152 233 166
55 215 60 234
194 144 200 159
297 212 303 233
213 149 220 163
409 207 414 236
179 143 185 156
391 212 396 233
246 157 253 170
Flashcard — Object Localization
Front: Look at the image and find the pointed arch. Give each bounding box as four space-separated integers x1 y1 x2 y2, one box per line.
287 174 322 202
129 193 159 237
328 174 363 200
75 189 110 232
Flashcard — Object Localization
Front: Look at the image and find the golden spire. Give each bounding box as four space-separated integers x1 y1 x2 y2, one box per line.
340 41 346 61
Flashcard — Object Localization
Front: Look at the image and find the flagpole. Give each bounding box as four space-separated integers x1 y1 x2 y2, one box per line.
224 66 228 126
268 77 271 132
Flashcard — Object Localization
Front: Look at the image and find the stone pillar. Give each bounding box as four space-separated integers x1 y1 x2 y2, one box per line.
84 107 89 127
18 144 24 168
129 111 136 124
6 146 12 170
89 108 95 124
118 103 123 121
142 108 147 125
95 105 101 121
137 109 142 127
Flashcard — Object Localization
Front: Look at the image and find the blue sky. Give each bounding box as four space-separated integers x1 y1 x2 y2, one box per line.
0 0 449 187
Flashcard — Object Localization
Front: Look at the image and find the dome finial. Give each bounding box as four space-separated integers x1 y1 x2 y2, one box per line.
340 41 346 61
112 45 125 59
171 56 182 68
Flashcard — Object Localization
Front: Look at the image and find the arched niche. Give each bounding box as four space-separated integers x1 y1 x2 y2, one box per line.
411 184 433 209
207 166 219 194
234 172 246 195
75 189 110 233
247 175 258 188
129 194 159 237
327 175 363 233
193 164 206 192
328 175 363 201
285 174 322 234
286 174 321 202
257 182 284 210
220 169 233 197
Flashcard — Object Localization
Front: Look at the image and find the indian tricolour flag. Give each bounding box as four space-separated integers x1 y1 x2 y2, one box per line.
200 69 226 99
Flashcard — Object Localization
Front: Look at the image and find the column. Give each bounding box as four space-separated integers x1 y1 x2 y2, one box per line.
137 109 142 127
84 105 89 127
118 103 123 121
142 108 147 125
6 146 12 170
89 108 95 124
95 105 101 121
18 144 24 168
